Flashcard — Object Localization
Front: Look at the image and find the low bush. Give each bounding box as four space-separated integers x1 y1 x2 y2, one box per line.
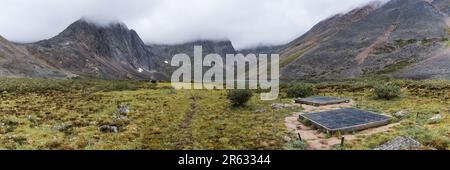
374 83 401 100
0 78 147 94
284 140 308 150
97 81 140 92
402 126 449 150
286 83 314 98
227 89 253 107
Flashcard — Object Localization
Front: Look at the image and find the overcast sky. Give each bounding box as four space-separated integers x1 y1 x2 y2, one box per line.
0 0 379 49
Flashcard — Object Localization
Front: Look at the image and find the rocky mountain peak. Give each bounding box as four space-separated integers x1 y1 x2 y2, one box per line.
57 19 129 37
25 19 167 80
147 39 236 58
52 19 139 46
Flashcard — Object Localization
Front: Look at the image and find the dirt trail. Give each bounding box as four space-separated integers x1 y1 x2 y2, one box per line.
175 94 198 149
285 101 398 150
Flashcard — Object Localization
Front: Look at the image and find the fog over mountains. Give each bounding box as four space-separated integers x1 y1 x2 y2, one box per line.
1 0 450 81
0 0 378 49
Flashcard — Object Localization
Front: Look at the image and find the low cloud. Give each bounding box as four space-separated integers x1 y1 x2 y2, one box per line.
0 0 378 49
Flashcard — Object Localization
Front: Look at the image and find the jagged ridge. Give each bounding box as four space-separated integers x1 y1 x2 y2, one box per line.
25 19 167 80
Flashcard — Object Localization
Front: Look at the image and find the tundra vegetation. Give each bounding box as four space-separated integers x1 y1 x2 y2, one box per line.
285 83 315 98
0 77 448 150
373 82 401 100
227 90 254 107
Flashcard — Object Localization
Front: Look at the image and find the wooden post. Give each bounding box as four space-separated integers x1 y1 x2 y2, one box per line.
340 137 345 148
297 133 302 141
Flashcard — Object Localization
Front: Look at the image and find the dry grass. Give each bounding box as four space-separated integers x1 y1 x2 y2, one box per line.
0 78 292 150
0 77 449 150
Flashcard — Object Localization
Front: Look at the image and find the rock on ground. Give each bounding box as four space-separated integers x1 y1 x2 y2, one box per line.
99 125 119 133
271 103 298 110
393 110 409 119
374 136 424 150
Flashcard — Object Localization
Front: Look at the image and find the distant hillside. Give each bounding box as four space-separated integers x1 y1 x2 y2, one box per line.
280 0 450 80
0 35 67 78
24 19 168 80
1 17 276 80
146 40 236 75
237 45 285 55
147 40 236 61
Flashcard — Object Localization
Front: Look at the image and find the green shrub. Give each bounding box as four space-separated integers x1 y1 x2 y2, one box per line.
374 83 401 100
0 78 147 94
402 126 449 150
103 82 139 92
349 82 372 92
227 89 253 107
425 137 449 150
0 78 67 93
286 83 314 98
279 83 291 91
285 140 308 150
148 81 158 89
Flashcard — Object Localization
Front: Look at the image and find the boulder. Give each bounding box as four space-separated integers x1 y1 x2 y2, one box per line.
254 109 267 113
99 125 119 133
393 110 409 119
429 114 442 124
271 103 297 110
374 136 424 150
117 104 130 114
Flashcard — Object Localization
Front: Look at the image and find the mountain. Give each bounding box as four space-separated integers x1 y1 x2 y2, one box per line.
4 0 450 81
237 45 285 55
1 19 241 80
280 0 450 80
147 40 236 59
146 40 236 74
0 35 67 78
432 0 450 15
25 19 168 80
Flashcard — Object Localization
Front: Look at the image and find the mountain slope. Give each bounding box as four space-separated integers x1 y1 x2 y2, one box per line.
146 40 236 74
147 40 236 60
5 19 239 80
25 19 168 80
0 35 67 78
280 0 450 80
432 0 450 15
238 45 285 55
279 2 382 68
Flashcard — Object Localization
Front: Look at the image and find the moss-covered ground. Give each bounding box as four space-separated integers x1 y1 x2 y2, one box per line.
0 77 448 150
